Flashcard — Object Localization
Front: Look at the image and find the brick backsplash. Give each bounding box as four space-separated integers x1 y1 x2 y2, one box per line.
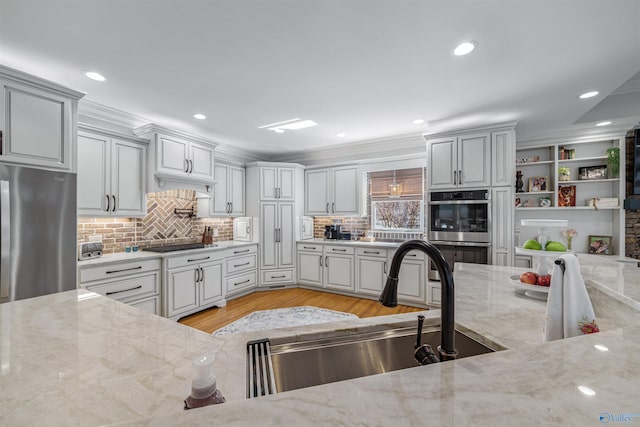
313 217 370 239
78 190 233 254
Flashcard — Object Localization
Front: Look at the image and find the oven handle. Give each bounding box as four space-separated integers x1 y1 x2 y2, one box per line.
429 240 492 247
430 200 490 205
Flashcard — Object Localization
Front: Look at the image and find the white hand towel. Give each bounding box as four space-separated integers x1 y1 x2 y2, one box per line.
544 254 599 342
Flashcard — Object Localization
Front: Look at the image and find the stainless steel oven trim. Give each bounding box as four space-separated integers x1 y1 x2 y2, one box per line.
428 231 491 243
429 240 492 247
429 199 490 205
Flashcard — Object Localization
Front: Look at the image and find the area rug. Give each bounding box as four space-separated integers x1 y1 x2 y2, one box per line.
212 306 358 336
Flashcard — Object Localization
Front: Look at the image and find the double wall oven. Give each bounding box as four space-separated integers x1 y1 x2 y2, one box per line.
428 189 491 280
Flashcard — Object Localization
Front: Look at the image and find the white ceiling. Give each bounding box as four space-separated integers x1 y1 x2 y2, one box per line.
1 0 640 158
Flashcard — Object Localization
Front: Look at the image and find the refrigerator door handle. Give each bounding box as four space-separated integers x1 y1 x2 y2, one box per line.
1 180 11 299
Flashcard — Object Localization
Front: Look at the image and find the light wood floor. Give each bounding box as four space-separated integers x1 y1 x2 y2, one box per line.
179 288 424 334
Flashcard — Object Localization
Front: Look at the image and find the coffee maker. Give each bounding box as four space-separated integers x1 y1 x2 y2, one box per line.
324 224 342 240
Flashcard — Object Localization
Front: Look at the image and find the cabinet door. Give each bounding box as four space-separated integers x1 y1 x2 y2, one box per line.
229 166 245 215
278 168 295 200
428 137 457 189
356 256 387 296
324 254 354 291
491 130 515 187
77 132 110 215
305 169 331 215
278 202 295 268
111 139 146 217
1 79 72 170
260 202 278 269
458 133 490 188
491 187 513 266
260 167 278 200
212 163 229 215
200 262 223 305
190 141 214 180
297 252 323 287
233 217 253 242
397 259 425 302
332 166 359 215
167 267 199 318
157 135 189 175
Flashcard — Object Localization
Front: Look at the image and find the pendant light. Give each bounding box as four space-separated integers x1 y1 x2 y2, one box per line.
389 170 402 198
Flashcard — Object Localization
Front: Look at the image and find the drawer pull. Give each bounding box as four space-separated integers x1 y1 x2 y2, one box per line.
234 279 251 286
187 256 210 262
303 246 317 250
364 251 380 254
234 249 250 254
234 262 251 267
106 266 142 274
106 285 142 296
332 248 347 252
406 254 418 257
270 275 286 279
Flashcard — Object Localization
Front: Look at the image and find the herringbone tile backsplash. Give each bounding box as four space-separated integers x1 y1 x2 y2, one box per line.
78 190 233 254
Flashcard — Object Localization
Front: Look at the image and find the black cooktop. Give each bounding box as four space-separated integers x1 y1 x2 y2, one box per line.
144 243 206 253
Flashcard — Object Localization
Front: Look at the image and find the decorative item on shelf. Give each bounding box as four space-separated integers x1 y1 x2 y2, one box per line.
539 196 551 208
558 185 576 207
558 147 575 160
559 167 571 181
586 197 619 209
578 165 607 180
561 228 577 250
523 199 535 208
515 170 524 192
606 147 620 178
516 156 540 164
528 176 548 192
515 197 522 208
588 235 611 255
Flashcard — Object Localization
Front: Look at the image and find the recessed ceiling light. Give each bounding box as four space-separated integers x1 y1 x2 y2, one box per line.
336 133 346 138
260 119 318 133
452 41 476 56
274 129 285 134
594 344 609 352
193 113 206 120
578 386 596 396
85 71 106 82
579 91 599 99
413 119 425 125
596 121 611 127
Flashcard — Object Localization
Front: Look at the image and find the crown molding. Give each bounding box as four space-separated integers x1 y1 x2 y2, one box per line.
78 122 149 145
422 121 519 140
0 64 85 99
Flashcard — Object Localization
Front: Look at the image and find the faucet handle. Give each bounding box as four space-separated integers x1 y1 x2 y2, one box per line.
415 344 440 365
415 315 425 349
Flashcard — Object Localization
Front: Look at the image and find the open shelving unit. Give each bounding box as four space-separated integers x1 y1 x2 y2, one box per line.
514 132 625 255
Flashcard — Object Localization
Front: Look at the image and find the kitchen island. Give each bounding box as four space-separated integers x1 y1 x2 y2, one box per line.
1 257 639 426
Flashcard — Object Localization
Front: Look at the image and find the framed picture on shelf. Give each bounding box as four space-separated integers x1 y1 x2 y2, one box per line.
588 235 612 255
528 176 548 192
558 185 577 207
579 165 607 180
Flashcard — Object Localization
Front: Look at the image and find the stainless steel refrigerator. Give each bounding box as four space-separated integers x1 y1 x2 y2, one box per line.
0 164 77 303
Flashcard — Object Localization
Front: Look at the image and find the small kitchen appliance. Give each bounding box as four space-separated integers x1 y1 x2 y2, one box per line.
78 242 104 260
324 224 342 240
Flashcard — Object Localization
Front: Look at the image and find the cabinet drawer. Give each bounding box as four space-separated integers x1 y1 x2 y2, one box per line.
396 249 426 261
324 245 354 255
79 258 161 283
262 269 294 284
166 250 225 269
356 247 387 258
225 254 257 275
130 296 160 315
85 273 158 302
227 245 257 256
428 284 441 306
297 243 323 252
226 271 257 293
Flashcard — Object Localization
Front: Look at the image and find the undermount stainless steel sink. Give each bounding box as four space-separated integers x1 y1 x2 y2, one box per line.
246 325 498 397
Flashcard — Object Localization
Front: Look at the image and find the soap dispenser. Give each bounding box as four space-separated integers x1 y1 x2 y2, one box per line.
184 353 226 410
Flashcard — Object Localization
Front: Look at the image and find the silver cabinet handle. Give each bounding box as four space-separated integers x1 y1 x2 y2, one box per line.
326 202 329 213
332 248 347 252
325 256 328 267
234 262 251 267
229 202 233 213
187 256 210 262
106 266 142 274
200 267 204 282
189 160 194 174
364 251 380 254
459 169 462 185
303 246 316 250
106 285 142 296
453 171 457 186
195 268 200 283
234 279 251 286
384 261 387 274
246 226 250 234
406 253 417 257
271 275 286 279
331 202 335 213
320 256 323 267
234 249 250 254
112 195 116 212
105 195 110 212
184 159 189 173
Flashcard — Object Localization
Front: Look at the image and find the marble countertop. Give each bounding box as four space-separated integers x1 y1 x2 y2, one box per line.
298 238 406 248
77 241 258 267
3 258 640 426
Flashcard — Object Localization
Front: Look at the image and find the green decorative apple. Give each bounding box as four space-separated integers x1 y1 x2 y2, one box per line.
545 241 567 252
523 239 542 250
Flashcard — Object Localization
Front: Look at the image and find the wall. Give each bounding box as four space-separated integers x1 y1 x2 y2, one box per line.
624 130 640 258
78 190 234 254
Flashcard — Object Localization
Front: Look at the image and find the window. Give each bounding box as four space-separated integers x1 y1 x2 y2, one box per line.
368 168 424 232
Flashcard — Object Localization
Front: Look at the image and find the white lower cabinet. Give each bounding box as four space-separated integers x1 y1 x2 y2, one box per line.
396 251 427 303
355 247 388 296
324 252 355 291
78 258 161 315
224 245 258 298
164 250 225 320
297 243 355 292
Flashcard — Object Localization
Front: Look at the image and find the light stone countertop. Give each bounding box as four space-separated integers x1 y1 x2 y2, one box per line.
298 238 407 248
2 258 640 426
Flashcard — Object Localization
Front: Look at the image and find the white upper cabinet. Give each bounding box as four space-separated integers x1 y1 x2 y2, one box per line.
491 129 516 187
77 128 147 217
260 166 295 200
305 165 359 216
0 66 84 171
204 162 245 216
133 124 217 193
428 133 490 190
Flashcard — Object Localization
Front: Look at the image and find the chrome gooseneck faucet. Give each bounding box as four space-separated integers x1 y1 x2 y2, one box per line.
379 240 458 363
